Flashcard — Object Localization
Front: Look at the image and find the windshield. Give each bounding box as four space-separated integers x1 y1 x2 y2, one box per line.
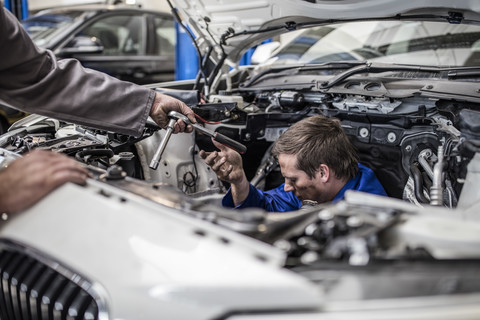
272 21 480 67
21 11 85 47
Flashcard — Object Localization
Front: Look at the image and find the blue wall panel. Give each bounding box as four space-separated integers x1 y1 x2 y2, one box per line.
175 22 199 80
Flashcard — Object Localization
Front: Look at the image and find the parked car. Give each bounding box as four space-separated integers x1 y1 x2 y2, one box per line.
22 4 176 84
0 4 176 134
1 0 480 319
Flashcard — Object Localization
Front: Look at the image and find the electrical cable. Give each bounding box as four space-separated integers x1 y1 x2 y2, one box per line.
194 113 222 125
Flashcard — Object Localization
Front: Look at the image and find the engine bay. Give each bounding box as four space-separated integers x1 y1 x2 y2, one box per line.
1 73 480 274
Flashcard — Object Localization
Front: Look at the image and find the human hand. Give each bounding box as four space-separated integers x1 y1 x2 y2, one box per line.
149 92 196 133
0 150 90 214
199 140 246 185
200 139 250 205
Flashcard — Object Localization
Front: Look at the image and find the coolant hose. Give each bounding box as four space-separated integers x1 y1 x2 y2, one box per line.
410 162 429 204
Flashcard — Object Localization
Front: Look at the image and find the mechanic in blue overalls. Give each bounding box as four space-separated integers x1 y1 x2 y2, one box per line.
200 115 387 212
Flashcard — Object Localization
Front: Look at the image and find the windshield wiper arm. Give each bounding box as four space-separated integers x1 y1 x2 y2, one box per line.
447 69 480 78
243 61 365 88
319 62 480 89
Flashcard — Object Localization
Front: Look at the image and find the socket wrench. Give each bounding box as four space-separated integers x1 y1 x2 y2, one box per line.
149 111 247 170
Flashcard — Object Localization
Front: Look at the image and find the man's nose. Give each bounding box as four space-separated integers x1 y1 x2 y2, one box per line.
284 181 294 192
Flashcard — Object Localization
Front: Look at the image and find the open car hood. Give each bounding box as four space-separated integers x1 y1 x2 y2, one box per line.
3 2 480 319
171 0 480 63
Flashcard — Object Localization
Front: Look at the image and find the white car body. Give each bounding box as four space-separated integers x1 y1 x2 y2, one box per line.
2 1 480 319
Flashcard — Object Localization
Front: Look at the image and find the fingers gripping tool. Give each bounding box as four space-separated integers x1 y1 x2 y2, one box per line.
149 111 247 170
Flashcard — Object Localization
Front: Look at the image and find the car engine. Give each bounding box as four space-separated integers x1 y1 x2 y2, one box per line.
2 73 480 240
1 70 480 318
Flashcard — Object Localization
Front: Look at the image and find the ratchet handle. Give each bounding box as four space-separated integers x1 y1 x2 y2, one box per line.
149 118 176 170
213 132 247 154
160 110 247 154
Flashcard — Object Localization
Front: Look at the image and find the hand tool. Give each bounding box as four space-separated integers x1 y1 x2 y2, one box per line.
149 111 247 170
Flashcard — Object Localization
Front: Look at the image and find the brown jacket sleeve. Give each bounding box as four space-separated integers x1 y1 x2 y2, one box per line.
0 5 154 137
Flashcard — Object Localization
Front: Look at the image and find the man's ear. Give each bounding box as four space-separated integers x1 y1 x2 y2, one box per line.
318 164 330 182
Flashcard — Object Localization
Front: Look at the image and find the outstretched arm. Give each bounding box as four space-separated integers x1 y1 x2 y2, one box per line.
0 5 194 137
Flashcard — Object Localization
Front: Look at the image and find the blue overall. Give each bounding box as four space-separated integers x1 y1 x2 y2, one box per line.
222 163 387 212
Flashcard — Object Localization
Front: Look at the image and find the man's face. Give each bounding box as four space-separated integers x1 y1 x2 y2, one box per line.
278 153 327 203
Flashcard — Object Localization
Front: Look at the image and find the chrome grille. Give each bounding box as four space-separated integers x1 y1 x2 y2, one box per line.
0 242 102 320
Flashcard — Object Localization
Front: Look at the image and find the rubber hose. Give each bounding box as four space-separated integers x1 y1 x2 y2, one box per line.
410 162 429 204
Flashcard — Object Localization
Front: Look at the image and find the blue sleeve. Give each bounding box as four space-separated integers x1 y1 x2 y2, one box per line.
333 163 387 202
222 183 302 212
